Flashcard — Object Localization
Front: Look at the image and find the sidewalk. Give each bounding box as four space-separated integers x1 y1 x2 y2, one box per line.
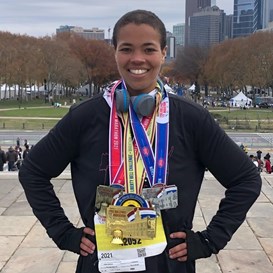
0 171 272 273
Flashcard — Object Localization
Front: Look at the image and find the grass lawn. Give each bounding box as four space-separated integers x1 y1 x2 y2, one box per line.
1 99 273 131
0 107 69 118
0 100 70 129
210 108 273 120
0 119 59 130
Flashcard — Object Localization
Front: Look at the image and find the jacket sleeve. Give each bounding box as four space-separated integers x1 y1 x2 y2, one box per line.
193 110 262 256
18 108 83 254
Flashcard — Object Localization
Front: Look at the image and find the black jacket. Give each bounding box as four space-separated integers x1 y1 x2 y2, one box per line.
0 149 6 166
19 91 261 273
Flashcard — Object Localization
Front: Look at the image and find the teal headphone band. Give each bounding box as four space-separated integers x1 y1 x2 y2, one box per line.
115 79 164 116
115 88 130 113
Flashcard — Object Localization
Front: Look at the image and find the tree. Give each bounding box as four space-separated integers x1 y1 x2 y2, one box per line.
69 35 118 96
174 46 208 100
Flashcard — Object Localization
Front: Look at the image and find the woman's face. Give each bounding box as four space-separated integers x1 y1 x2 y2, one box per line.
115 23 167 96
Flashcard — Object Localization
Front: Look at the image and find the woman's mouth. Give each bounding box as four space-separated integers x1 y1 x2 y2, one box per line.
129 69 148 75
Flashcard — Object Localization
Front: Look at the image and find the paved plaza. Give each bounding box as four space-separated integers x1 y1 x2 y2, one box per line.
0 170 272 273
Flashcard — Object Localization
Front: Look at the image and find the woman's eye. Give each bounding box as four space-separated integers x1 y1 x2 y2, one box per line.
145 48 157 53
119 48 131 53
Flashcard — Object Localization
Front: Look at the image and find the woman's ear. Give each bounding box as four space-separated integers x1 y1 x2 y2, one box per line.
162 46 167 62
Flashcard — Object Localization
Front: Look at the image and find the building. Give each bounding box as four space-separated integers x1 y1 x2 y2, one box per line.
224 14 233 39
56 25 105 40
173 23 185 56
233 0 262 38
56 25 75 33
262 0 273 28
189 6 226 48
173 23 185 47
185 0 211 46
166 31 176 60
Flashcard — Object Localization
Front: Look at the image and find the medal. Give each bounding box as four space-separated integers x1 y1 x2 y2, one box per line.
142 185 178 211
94 80 175 272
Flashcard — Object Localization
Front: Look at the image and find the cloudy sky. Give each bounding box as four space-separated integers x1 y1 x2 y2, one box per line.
0 0 233 38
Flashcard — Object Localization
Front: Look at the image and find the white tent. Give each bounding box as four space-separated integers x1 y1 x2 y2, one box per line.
229 91 252 107
164 84 176 94
188 84 195 91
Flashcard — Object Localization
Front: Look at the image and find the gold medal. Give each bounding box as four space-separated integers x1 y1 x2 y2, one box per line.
106 205 157 244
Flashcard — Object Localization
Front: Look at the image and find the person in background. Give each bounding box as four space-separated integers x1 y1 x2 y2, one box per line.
18 9 262 273
6 146 18 171
15 145 22 170
256 149 262 160
264 154 272 174
0 146 7 171
23 144 30 160
16 137 20 147
24 139 29 148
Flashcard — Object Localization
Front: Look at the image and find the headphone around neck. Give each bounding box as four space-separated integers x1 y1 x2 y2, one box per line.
115 80 163 116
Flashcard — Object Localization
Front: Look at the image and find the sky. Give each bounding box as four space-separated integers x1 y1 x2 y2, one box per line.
0 0 233 38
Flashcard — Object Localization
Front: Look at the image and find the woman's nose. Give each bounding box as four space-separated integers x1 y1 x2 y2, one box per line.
130 50 145 63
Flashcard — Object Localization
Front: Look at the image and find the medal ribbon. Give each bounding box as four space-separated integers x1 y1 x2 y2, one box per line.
109 81 154 190
109 80 169 192
130 89 169 187
123 103 157 194
109 80 123 186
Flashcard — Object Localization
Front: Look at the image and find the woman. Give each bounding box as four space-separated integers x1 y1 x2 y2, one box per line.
19 10 261 273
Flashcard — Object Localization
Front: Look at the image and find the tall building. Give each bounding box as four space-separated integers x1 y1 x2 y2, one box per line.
224 14 233 40
166 31 176 60
233 0 262 38
262 0 273 28
173 23 185 46
189 6 226 48
56 26 105 40
185 0 211 46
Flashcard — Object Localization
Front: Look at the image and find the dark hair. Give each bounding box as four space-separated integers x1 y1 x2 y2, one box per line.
112 9 166 50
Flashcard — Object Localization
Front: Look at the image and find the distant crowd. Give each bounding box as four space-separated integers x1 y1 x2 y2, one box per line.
0 138 32 172
1 139 272 174
240 144 273 174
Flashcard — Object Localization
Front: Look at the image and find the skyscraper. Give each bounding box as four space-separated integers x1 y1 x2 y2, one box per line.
262 0 273 28
233 0 262 38
185 0 211 46
173 23 185 46
189 6 226 48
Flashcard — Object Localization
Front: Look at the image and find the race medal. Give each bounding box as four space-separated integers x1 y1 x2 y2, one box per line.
94 189 167 268
95 212 166 261
142 185 178 211
106 205 157 243
94 185 123 210
94 81 173 272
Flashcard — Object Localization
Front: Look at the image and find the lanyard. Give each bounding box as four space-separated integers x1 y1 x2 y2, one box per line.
109 80 169 193
129 91 169 187
123 104 157 194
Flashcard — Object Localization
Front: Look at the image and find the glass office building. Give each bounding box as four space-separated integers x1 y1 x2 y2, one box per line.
185 0 211 45
233 0 262 38
189 6 225 48
262 0 273 28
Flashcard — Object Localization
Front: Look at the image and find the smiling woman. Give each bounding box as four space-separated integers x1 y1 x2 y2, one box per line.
18 9 261 273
